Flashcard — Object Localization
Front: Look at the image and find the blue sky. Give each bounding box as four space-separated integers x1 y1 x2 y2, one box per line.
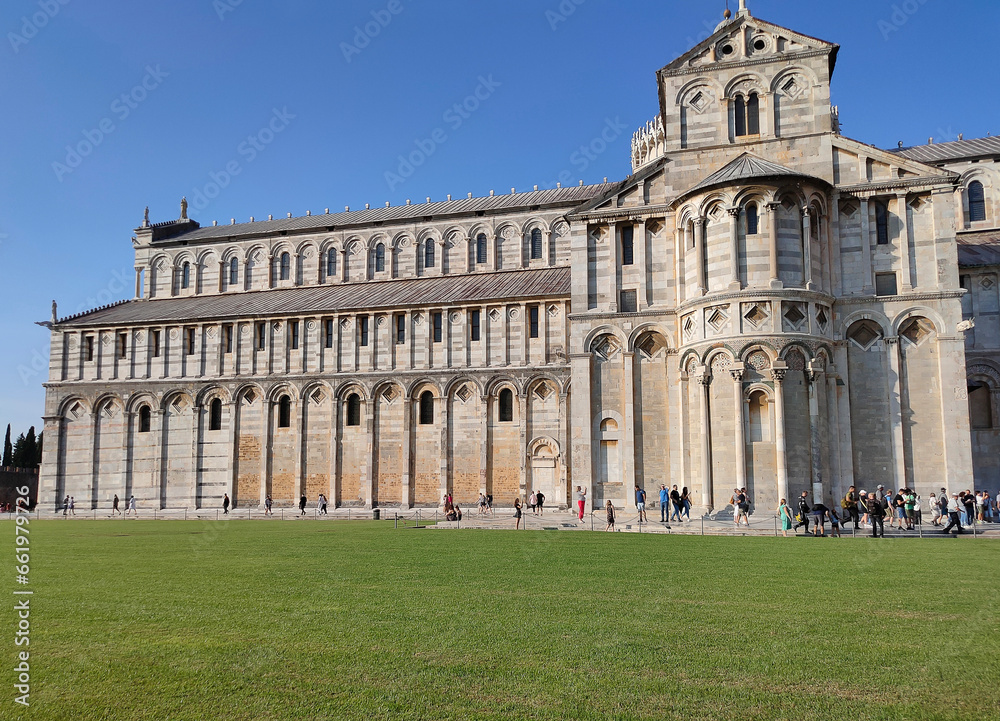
1 0 997 435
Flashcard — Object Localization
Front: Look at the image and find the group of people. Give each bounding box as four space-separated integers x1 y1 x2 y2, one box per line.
109 494 137 516
527 490 546 515
661 485 692 523
442 494 463 522
476 493 494 516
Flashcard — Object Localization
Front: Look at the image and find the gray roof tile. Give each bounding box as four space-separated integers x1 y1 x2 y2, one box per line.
58 267 571 328
891 136 1000 164
957 231 1000 268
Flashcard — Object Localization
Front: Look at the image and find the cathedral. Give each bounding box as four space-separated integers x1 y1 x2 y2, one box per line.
39 3 1000 513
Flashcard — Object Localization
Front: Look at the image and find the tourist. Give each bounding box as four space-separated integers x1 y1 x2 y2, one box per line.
669 485 682 522
985 491 995 522
514 497 523 530
939 492 950 525
866 493 884 538
793 491 811 534
477 493 488 516
975 491 986 523
319 493 328 514
446 504 459 522
963 491 976 527
536 491 545 516
126 495 137 517
576 486 586 522
112 494 121 517
485 494 493 513
299 494 307 516
264 495 273 515
739 487 751 526
529 491 537 515
659 484 669 522
858 490 869 528
904 489 916 530
681 486 691 520
811 502 828 536
942 494 963 534
827 507 842 537
890 489 907 530
928 493 941 526
731 488 749 527
223 493 230 515
635 485 647 523
843 486 859 528
69 496 76 515
63 494 69 516
777 498 793 537
605 500 616 532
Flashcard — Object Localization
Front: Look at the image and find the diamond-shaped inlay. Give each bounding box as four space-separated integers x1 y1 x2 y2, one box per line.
683 316 696 338
690 91 708 113
981 276 995 290
816 308 829 328
781 77 802 99
311 389 325 405
592 335 621 361
783 304 806 326
547 304 559 318
69 402 84 420
637 333 667 360
909 196 924 212
840 201 858 217
382 387 398 403
243 390 256 405
489 308 501 323
708 308 728 332
900 318 933 346
708 205 723 221
848 321 881 350
455 385 472 403
744 304 768 328
534 383 552 401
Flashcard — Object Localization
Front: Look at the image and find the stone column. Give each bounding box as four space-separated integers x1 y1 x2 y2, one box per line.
830 193 843 296
557 391 569 507
622 352 636 493
608 222 619 311
465 237 473 273
860 198 875 293
190 403 202 508
731 364 746 491
539 303 549 365
226 400 238 507
520 303 529 366
694 218 706 296
437 395 448 503
728 207 741 290
518 393 528 498
543 230 553 267
85 409 98 509
677 368 688 499
771 365 788 505
293 398 304 502
570 353 594 513
329 395 340 508
363 398 374 508
135 267 144 298
807 366 824 504
635 223 649 309
897 192 913 291
488 233 497 272
697 371 713 510
825 370 843 503
802 206 815 290
674 226 685 305
154 408 166 508
886 337 907 490
767 202 781 288
259 402 271 508
479 394 490 496
401 397 412 509
833 343 856 491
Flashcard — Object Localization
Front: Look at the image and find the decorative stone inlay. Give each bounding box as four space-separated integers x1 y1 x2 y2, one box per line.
786 350 806 371
243 390 256 405
307 320 317 331
272 322 283 332
382 387 397 403
708 307 729 333
710 355 731 374
743 304 768 328
547 304 559 318
450 312 463 324
682 315 696 340
592 335 622 361
508 308 520 321
847 320 882 350
169 329 179 340
376 316 387 328
455 385 472 403
900 317 934 346
340 318 352 330
311 389 325 404
816 307 829 329
534 383 552 401
783 303 806 326
489 308 501 323
637 333 668 360
747 351 771 371
981 276 995 290
134 331 145 342
207 327 217 339
840 201 858 217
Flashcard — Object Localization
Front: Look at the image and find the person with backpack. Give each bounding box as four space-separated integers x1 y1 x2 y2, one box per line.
793 491 811 534
842 486 859 529
866 494 885 538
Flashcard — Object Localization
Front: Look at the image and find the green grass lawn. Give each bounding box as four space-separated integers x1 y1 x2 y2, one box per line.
5 520 999 720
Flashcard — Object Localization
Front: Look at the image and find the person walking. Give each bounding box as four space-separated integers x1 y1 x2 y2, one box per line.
659 485 669 523
514 497 523 530
635 485 647 523
942 493 963 534
63 495 69 516
669 485 682 522
605 500 616 532
576 486 586 523
827 507 842 537
904 489 917 530
126 495 137 517
843 486 860 529
928 493 941 526
681 486 691 520
299 495 307 516
222 493 230 515
69 497 76 515
866 494 884 538
112 494 121 517
793 491 811 534
811 502 828 536
528 491 537 515
321 493 329 514
264 494 273 516
778 498 793 537
536 491 545 516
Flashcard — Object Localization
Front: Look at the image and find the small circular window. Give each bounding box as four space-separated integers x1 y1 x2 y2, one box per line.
753 38 767 51
721 44 734 56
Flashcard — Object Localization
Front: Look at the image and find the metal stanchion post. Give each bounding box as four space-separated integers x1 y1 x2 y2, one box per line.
701 516 705 535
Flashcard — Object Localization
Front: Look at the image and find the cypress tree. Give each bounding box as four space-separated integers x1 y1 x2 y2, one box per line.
23 427 37 469
10 433 25 468
35 431 43 467
2 424 10 467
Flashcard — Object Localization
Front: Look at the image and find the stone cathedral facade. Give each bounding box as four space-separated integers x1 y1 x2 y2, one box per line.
39 5 1000 513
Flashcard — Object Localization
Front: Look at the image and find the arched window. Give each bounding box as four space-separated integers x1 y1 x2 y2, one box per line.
229 258 239 287
246 256 254 287
969 181 987 222
620 226 634 266
734 96 746 137
530 228 543 260
419 391 434 425
498 388 514 422
746 203 759 235
278 395 291 429
138 406 151 433
346 394 361 427
181 262 191 289
209 398 223 431
734 93 760 138
476 234 487 264
747 92 760 135
326 248 337 277
375 244 386 272
424 240 435 269
875 201 890 245
969 383 993 429
279 252 291 281
748 391 769 442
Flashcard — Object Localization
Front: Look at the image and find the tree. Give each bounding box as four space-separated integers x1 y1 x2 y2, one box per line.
35 431 43 467
10 433 26 468
2 424 10 467
22 427 37 469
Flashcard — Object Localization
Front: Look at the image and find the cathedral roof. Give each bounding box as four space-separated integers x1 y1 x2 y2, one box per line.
56 267 571 328
957 231 1000 268
891 136 1000 165
679 153 825 199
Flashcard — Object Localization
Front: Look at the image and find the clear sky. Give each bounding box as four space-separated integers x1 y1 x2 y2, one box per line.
1 0 997 436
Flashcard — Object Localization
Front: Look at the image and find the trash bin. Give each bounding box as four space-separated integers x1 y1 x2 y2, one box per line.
372 508 380 521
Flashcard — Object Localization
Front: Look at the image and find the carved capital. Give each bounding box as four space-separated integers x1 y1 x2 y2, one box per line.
727 207 741 218
730 369 745 382
771 369 786 383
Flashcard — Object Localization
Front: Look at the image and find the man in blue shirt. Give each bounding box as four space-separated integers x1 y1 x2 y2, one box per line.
635 485 647 522
658 484 669 522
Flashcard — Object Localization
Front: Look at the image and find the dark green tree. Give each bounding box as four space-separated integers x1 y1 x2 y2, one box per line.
22 427 37 469
2 424 10 467
35 431 43 466
10 433 26 468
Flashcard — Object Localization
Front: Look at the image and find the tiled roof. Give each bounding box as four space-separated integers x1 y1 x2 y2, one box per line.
891 136 1000 165
957 231 1000 268
57 267 571 328
151 185 615 244
681 153 822 198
